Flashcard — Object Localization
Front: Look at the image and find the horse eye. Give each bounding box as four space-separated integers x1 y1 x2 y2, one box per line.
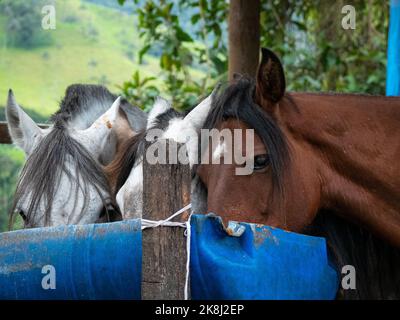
253 154 270 171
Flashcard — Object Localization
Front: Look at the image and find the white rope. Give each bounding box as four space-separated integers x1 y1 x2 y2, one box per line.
184 212 192 300
141 203 192 300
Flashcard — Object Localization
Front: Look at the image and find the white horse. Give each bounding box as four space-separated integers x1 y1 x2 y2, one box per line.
6 84 147 227
105 93 214 219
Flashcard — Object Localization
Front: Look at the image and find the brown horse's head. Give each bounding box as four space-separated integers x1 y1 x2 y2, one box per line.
195 48 400 298
197 48 321 232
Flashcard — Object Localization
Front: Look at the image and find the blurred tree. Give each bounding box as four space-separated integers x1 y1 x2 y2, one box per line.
118 0 228 110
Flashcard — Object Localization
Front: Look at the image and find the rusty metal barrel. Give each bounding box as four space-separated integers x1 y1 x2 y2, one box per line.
0 220 141 300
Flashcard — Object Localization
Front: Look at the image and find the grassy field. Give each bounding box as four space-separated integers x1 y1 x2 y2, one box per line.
0 0 163 117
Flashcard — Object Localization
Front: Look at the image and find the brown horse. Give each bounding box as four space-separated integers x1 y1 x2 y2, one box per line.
195 48 400 298
198 48 400 246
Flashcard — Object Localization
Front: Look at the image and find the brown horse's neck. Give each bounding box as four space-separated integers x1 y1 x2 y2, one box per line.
281 93 400 246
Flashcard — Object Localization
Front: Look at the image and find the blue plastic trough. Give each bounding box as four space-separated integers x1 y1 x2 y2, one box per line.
0 214 338 300
190 214 339 300
0 220 141 300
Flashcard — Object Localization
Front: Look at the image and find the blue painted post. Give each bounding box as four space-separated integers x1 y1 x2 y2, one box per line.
387 0 400 96
0 220 141 300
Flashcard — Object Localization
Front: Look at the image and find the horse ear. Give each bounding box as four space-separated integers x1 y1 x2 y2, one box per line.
113 102 136 142
119 100 147 132
183 91 214 130
6 89 43 154
81 97 122 164
256 48 286 106
146 97 171 129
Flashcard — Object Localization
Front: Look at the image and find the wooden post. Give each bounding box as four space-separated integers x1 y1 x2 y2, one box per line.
0 122 11 144
228 0 261 81
141 140 191 299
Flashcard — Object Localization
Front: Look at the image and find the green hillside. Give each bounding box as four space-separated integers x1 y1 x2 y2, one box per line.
0 0 206 231
0 0 161 117
0 0 165 230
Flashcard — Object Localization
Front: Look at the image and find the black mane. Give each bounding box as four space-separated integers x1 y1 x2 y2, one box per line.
52 84 118 126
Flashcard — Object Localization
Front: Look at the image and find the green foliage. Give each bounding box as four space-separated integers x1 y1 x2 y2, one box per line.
0 145 24 231
118 0 388 110
260 0 388 94
0 0 152 117
0 0 54 49
118 0 228 110
119 70 160 111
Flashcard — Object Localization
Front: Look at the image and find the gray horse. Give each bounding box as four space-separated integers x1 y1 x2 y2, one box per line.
6 84 146 228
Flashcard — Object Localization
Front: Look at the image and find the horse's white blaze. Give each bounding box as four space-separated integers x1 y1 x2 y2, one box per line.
212 140 227 163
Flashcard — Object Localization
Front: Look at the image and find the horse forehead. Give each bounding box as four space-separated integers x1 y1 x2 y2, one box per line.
214 119 265 149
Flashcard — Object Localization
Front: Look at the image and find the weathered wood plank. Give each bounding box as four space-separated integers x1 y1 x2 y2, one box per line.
0 122 11 144
0 121 49 144
142 140 191 300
